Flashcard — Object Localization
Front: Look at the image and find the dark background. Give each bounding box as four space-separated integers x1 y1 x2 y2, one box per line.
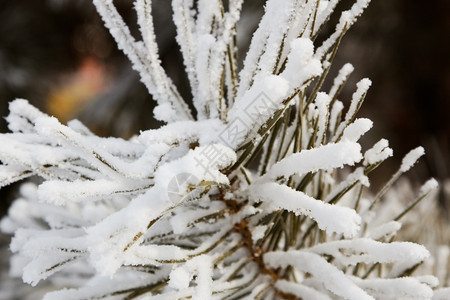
0 0 449 216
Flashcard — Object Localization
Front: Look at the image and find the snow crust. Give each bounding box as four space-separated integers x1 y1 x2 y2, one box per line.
351 276 434 299
280 38 323 95
275 279 332 300
94 0 192 123
364 138 393 165
329 63 354 100
251 182 361 238
420 178 439 195
333 78 371 141
400 146 425 172
309 238 430 271
264 251 374 300
260 140 363 182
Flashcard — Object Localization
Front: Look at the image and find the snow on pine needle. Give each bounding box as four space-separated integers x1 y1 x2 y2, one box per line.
0 0 449 299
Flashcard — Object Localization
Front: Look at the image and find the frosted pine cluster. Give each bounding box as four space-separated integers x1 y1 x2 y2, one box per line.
1 0 449 299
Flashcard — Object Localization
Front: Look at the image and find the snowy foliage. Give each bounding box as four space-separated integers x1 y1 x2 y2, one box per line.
1 0 449 299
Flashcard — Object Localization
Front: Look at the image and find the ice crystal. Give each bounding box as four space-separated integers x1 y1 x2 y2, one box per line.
0 0 448 299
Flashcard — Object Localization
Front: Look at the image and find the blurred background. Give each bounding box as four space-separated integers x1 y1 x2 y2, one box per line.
0 0 449 216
